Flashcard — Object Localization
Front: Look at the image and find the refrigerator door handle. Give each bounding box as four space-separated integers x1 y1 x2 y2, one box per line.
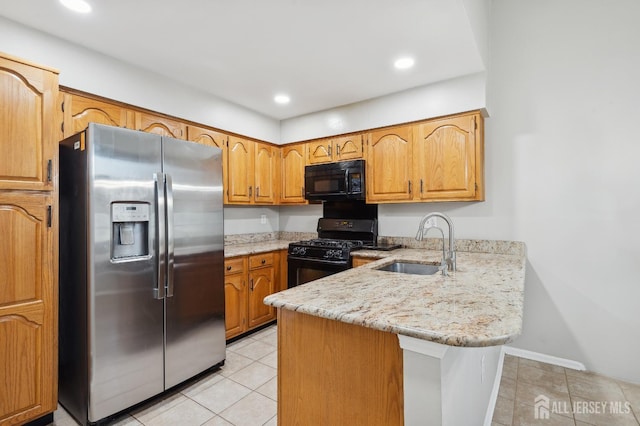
154 173 166 299
165 174 175 298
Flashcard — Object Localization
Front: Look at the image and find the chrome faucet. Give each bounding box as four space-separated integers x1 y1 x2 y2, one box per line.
415 212 456 275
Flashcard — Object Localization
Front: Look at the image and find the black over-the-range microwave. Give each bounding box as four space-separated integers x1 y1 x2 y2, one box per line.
305 159 365 201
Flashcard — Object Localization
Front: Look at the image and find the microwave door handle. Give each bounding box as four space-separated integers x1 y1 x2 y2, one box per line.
344 170 350 194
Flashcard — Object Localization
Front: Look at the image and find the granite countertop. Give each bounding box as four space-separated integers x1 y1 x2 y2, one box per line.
224 240 292 258
264 244 526 347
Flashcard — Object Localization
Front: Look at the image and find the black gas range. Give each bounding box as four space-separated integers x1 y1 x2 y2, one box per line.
287 218 377 288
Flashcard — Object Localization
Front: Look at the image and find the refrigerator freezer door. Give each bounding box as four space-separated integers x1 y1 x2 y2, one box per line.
87 124 165 422
162 137 225 389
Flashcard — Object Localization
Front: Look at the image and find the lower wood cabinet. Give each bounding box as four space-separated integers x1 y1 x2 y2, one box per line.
224 250 282 340
352 257 379 268
0 192 57 425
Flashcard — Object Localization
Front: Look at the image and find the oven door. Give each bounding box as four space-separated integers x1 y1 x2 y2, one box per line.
287 255 351 288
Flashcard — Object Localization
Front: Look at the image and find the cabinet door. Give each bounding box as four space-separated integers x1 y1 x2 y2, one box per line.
278 249 289 292
307 139 333 164
352 257 376 268
0 193 56 424
135 111 186 138
248 266 276 329
62 93 134 137
0 56 58 191
186 125 227 150
334 134 363 161
365 126 413 202
254 143 276 204
414 113 478 200
224 273 247 340
280 144 307 204
227 137 253 203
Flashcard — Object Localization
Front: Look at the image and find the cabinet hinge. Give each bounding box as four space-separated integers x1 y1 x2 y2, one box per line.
61 100 65 112
61 122 65 134
475 182 478 190
47 206 52 227
47 159 52 182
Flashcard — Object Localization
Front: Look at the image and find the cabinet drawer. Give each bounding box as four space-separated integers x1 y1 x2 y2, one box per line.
225 257 246 275
249 252 275 269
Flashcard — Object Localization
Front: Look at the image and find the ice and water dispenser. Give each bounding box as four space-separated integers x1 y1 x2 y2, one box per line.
111 202 150 260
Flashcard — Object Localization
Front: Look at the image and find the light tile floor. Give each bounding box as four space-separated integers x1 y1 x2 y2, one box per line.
50 325 278 426
493 355 640 426
49 328 640 426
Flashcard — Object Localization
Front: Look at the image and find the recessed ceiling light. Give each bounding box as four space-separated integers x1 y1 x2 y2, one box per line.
60 0 92 13
394 57 415 70
274 94 290 105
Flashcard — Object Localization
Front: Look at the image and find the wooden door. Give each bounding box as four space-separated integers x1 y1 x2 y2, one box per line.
0 192 56 424
224 271 247 340
254 143 276 204
248 266 276 328
135 111 186 138
334 134 363 161
62 93 134 137
307 139 333 164
227 137 253 203
414 113 478 200
365 125 413 202
280 144 307 204
0 55 58 191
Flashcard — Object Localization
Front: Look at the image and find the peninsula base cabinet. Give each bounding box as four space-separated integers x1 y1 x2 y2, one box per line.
224 251 280 340
277 309 503 426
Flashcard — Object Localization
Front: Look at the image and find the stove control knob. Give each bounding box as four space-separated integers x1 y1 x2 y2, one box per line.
292 247 307 256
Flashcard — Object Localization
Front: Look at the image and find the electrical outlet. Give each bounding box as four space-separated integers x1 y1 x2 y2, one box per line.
260 214 267 224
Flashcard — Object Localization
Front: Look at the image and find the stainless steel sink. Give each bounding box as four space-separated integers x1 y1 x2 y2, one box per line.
375 262 441 275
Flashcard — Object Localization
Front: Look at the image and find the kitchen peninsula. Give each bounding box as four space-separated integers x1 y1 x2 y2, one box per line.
264 240 526 425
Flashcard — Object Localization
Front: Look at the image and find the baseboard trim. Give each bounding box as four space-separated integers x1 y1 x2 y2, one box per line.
503 346 586 371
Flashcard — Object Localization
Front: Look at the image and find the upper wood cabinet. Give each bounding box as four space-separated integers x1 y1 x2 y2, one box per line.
186 125 227 150
280 144 307 204
366 111 484 203
414 113 482 201
227 137 277 205
61 92 134 137
307 134 363 164
365 125 413 202
135 111 186 138
0 192 57 425
254 142 277 204
0 54 58 191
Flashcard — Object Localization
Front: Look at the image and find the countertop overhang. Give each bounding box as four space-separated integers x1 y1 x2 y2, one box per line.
264 245 526 347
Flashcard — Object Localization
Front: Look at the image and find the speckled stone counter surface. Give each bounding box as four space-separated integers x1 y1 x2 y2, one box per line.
224 231 315 257
264 240 526 347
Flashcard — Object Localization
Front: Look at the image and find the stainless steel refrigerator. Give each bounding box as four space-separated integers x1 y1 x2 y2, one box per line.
58 123 225 425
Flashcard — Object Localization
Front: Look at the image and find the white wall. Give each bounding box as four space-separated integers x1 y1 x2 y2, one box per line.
280 72 487 143
224 206 280 235
488 0 640 383
0 17 280 143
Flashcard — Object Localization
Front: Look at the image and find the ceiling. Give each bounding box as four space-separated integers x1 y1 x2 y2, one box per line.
0 0 485 120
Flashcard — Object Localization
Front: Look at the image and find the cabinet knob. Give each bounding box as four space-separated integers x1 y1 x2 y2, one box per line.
226 265 232 271
261 259 266 264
